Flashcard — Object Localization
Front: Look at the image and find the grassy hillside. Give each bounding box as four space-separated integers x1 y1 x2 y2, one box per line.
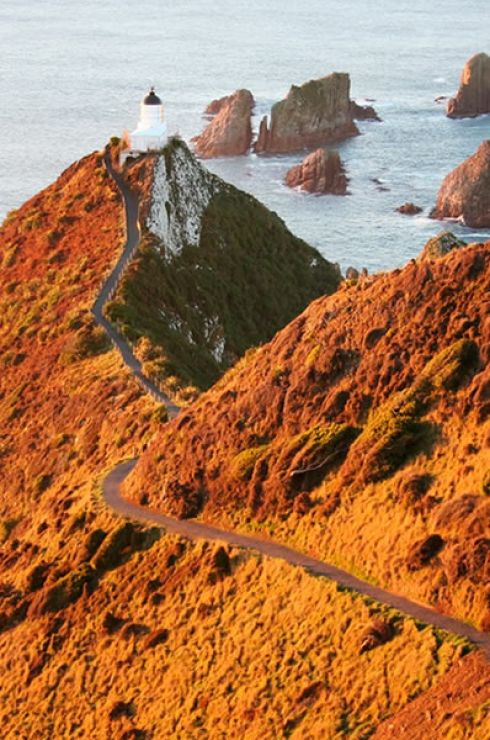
125 236 490 630
0 152 486 736
106 139 340 401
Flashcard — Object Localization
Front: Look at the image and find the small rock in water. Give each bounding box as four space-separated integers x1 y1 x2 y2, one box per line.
396 202 423 216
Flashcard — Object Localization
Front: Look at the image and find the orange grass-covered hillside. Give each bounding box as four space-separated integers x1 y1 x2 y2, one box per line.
0 153 488 738
125 236 490 630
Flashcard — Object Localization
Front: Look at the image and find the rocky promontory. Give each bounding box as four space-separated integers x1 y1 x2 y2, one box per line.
285 148 348 195
447 52 490 118
431 140 490 228
193 89 254 158
255 73 359 154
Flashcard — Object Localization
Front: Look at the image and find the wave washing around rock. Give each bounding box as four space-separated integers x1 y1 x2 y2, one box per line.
447 52 490 119
431 139 490 228
285 148 348 195
106 138 340 399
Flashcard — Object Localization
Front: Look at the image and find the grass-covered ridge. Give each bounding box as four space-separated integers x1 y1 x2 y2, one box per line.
106 139 340 400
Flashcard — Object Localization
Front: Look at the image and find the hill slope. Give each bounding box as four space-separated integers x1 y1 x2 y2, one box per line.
106 138 340 401
0 151 487 736
125 236 490 630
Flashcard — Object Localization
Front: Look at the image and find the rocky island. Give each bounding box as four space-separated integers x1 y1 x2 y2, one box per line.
285 148 348 195
447 52 490 119
254 73 359 154
431 139 490 228
192 89 254 158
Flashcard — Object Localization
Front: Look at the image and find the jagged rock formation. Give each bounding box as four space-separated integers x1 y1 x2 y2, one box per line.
350 100 381 121
125 236 490 632
431 140 490 228
254 73 359 154
193 89 254 158
447 52 490 118
107 138 340 395
285 148 348 195
204 94 232 116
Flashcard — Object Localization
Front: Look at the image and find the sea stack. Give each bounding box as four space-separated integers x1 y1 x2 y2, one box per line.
447 52 490 119
431 140 490 228
255 73 359 154
193 89 254 158
285 149 348 195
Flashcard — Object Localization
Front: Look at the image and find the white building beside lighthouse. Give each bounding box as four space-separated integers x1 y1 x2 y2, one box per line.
129 87 167 152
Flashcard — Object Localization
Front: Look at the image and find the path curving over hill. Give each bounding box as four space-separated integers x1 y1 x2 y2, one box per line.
92 152 180 416
96 149 490 660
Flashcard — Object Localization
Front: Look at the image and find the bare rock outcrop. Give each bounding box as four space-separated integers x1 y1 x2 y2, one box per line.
255 73 359 154
285 148 348 195
447 52 490 119
193 89 254 158
350 100 381 121
204 94 232 116
431 140 490 228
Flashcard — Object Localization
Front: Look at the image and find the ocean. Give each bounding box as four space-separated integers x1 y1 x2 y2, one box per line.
1 0 489 272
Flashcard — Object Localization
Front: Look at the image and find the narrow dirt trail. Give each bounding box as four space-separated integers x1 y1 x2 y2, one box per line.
95 151 490 660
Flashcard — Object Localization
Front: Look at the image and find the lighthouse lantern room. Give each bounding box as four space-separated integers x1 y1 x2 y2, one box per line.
128 87 167 153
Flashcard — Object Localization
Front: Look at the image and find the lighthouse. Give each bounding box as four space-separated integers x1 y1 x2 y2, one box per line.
129 87 167 153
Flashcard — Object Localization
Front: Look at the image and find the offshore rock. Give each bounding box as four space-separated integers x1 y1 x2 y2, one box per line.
396 202 423 215
285 148 348 195
254 73 359 154
447 52 490 119
431 140 490 228
193 89 254 158
350 100 381 121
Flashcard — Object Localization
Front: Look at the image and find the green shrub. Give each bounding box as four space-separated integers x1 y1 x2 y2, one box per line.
280 423 359 491
231 445 270 481
40 564 95 613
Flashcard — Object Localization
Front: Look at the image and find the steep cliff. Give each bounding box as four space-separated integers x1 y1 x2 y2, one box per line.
254 73 359 154
106 138 340 399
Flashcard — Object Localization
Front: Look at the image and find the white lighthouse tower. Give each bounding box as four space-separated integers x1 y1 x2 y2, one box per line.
129 87 167 153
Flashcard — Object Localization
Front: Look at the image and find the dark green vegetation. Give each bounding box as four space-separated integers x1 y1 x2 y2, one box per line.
107 142 340 398
345 339 479 484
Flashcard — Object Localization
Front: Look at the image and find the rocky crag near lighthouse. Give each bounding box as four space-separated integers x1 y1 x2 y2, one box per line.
192 89 254 158
431 140 490 228
125 232 490 635
0 151 488 736
285 148 348 195
106 137 340 401
255 73 359 154
447 52 490 119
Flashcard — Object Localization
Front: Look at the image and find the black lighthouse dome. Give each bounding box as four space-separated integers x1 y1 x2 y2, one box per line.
143 87 162 105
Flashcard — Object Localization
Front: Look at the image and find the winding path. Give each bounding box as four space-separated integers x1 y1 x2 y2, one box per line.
95 151 490 659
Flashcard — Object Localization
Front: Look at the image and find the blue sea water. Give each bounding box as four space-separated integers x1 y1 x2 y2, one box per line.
0 0 489 271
